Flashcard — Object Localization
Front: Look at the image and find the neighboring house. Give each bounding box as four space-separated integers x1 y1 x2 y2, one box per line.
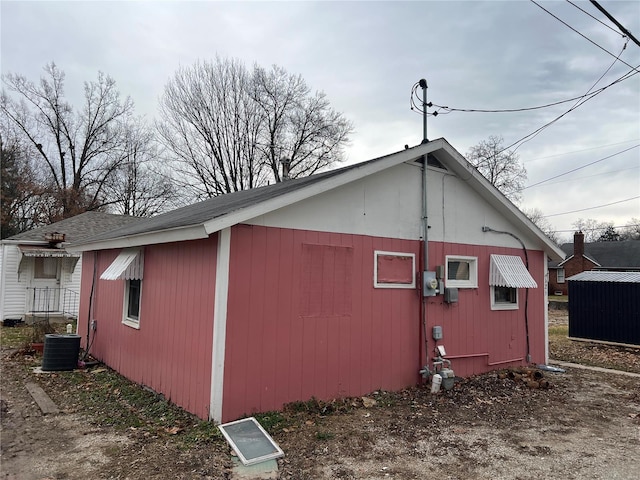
548 231 640 295
0 212 139 323
68 138 564 423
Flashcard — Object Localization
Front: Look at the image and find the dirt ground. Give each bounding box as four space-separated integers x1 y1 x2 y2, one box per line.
2 311 639 480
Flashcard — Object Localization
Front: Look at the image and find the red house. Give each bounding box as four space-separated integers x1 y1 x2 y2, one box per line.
70 139 564 423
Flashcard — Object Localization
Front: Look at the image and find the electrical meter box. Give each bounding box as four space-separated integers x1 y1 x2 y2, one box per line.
423 271 438 297
432 325 443 340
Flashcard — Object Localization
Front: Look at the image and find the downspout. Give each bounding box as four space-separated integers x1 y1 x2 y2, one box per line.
482 227 532 364
82 251 98 361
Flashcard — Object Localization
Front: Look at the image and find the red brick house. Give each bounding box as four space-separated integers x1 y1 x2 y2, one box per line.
549 231 640 295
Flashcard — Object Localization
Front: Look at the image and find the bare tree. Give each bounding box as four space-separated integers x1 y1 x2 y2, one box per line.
0 127 46 237
157 57 353 199
620 218 640 241
466 135 527 204
571 218 612 242
1 63 134 220
251 65 352 182
103 119 176 217
522 208 560 245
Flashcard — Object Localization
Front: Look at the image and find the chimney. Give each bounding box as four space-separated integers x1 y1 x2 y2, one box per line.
574 231 584 257
281 158 291 181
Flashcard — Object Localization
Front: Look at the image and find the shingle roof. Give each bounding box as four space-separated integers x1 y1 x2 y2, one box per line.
66 138 566 262
69 154 387 246
558 241 640 268
4 211 141 244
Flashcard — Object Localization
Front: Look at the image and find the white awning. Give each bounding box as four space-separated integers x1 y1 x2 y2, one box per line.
489 254 537 288
100 249 144 280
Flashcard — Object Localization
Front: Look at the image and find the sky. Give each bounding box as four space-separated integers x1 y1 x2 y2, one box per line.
1 0 639 242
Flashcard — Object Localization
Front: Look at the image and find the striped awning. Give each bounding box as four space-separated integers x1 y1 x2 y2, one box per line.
100 249 144 280
489 254 537 288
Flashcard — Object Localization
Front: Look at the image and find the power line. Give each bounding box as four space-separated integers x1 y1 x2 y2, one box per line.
590 0 640 49
553 223 640 233
544 196 640 217
522 144 639 190
566 0 623 36
523 138 640 162
530 0 639 72
528 165 640 188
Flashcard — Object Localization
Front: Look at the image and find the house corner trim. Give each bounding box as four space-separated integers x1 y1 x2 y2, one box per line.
210 227 231 423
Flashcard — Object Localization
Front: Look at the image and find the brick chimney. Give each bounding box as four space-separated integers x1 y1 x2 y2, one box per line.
574 231 584 257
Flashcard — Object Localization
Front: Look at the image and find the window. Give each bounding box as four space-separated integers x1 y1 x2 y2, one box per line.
374 251 416 289
557 268 565 283
491 285 518 310
34 257 58 279
445 256 477 288
123 279 142 328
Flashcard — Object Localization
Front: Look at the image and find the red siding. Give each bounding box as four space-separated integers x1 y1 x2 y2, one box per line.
425 242 547 376
222 226 548 421
77 237 218 419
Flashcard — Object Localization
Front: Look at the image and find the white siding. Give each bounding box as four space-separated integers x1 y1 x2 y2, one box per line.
247 162 541 250
0 244 27 320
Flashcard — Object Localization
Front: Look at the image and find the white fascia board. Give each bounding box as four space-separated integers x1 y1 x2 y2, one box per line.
0 239 49 245
67 224 209 252
203 141 443 235
439 142 565 261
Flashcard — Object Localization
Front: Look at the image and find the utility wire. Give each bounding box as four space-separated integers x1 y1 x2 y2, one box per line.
544 196 640 217
522 144 639 190
530 0 639 72
529 165 640 188
524 138 640 162
566 0 624 36
590 0 640 48
554 223 640 233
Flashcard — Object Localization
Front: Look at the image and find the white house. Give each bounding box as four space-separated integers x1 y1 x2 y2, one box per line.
0 212 139 323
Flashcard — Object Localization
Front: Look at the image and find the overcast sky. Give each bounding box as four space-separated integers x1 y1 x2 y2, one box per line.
2 0 639 242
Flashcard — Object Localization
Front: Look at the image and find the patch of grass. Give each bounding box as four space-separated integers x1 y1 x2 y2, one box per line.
315 431 335 441
40 366 225 449
0 324 31 349
253 411 290 434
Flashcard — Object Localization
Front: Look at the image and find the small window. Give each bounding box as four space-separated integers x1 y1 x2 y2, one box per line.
34 257 58 279
491 286 519 310
445 256 477 288
374 251 416 289
123 279 142 328
557 268 565 284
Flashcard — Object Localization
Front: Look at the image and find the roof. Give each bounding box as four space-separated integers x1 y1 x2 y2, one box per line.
67 138 565 261
3 211 141 245
557 240 640 269
567 271 640 283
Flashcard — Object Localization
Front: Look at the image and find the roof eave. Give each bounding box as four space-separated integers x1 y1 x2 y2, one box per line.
436 141 566 262
67 224 209 252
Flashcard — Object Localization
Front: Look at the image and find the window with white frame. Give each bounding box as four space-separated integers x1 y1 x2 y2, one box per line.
100 248 144 329
491 285 518 310
557 268 565 283
374 251 416 289
445 255 478 288
123 279 142 328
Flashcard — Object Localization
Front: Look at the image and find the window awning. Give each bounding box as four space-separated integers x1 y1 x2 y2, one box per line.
100 249 144 280
489 254 537 288
18 245 79 258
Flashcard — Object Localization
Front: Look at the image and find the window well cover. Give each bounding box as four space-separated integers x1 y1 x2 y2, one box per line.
100 249 144 280
218 417 284 466
489 254 537 288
